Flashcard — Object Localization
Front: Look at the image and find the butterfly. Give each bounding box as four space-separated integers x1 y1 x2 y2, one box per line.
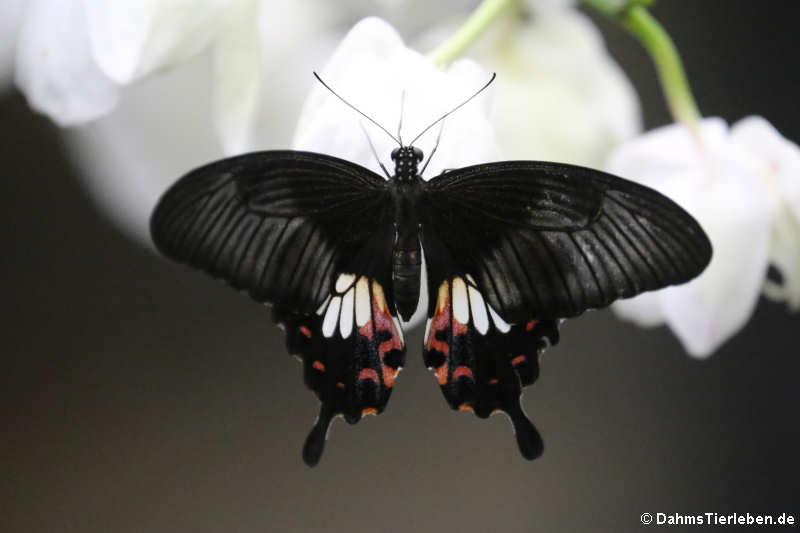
150 74 712 466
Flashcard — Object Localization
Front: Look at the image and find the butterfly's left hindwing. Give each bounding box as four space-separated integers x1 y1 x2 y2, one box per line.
422 232 560 459
418 160 711 460
151 151 405 466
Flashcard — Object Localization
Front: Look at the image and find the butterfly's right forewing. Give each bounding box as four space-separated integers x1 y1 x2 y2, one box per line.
151 150 390 313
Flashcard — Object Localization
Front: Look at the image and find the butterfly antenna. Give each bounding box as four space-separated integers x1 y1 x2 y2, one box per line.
419 119 445 177
409 72 496 146
359 120 392 178
397 89 406 145
313 72 402 146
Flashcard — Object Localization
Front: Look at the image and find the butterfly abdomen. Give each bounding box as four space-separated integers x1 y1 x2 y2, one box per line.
392 233 421 322
391 180 423 322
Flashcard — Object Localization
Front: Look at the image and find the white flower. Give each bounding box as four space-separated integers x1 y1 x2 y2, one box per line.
609 117 800 357
14 0 334 243
0 0 26 92
294 17 501 180
14 0 270 153
417 2 641 167
480 4 640 167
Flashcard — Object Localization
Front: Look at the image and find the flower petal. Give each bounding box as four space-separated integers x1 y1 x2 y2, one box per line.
64 54 224 245
731 116 800 218
15 0 120 125
610 291 666 328
609 119 773 357
732 116 800 309
293 17 500 180
212 0 261 155
658 164 772 357
0 0 26 92
763 208 800 310
480 8 640 167
83 0 235 84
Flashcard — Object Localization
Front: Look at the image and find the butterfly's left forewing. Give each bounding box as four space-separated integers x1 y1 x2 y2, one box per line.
151 151 405 466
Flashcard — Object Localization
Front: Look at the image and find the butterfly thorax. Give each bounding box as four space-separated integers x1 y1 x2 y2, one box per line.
391 145 423 183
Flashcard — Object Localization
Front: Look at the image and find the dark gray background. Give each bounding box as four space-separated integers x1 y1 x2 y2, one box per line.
2 1 798 532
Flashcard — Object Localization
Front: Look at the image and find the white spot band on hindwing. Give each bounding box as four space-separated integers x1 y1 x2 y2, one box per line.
335 273 356 293
339 287 354 338
430 275 512 335
321 274 401 339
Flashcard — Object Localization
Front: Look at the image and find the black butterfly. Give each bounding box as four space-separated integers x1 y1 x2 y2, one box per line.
150 74 712 466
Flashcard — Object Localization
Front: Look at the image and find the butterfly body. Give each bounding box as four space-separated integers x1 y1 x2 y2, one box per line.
389 147 426 321
151 144 711 466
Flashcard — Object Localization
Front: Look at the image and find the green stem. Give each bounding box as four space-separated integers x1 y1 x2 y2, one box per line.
428 0 519 68
584 1 701 136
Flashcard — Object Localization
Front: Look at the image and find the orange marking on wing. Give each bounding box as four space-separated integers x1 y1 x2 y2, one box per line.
488 378 499 385
427 281 451 355
435 365 449 385
299 325 312 338
372 280 389 313
362 407 377 416
358 321 374 339
382 366 398 388
452 318 467 336
452 366 474 380
312 360 325 372
458 404 473 412
436 280 449 312
427 333 450 356
357 281 402 361
511 355 526 366
358 368 379 383
525 320 538 332
374 303 402 356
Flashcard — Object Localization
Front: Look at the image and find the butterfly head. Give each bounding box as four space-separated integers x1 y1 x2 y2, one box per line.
391 146 423 182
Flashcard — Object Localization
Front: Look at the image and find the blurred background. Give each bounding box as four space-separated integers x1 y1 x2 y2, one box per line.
2 1 798 532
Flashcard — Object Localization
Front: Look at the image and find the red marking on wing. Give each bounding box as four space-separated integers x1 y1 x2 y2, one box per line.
373 301 402 359
488 378 499 385
452 318 467 336
312 360 325 372
358 368 379 383
452 366 474 381
382 366 398 388
525 320 538 332
426 280 468 357
511 355 526 366
355 281 403 389
299 325 312 338
427 284 451 355
435 365 449 385
336 381 345 389
362 407 377 416
359 321 373 339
